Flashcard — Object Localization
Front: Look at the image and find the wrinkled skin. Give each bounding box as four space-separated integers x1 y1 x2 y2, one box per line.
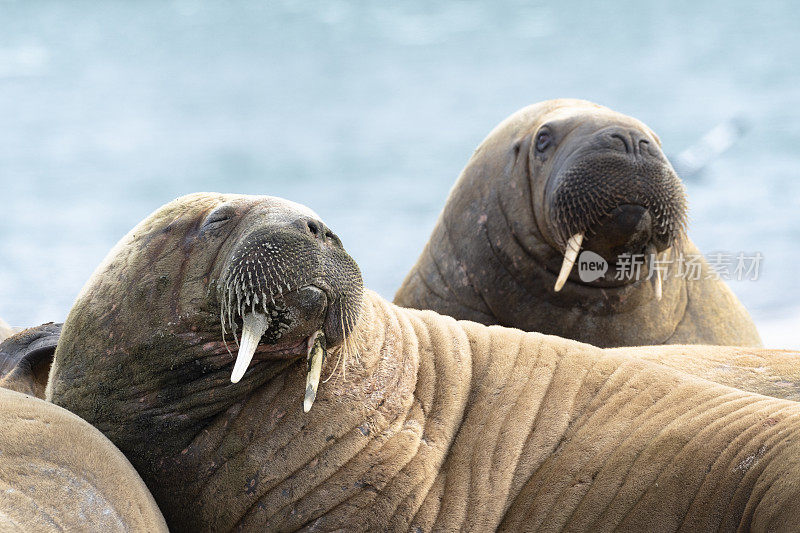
395 99 761 348
0 388 167 532
46 194 800 531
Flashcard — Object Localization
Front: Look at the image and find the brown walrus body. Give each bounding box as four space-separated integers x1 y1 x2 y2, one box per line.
46 193 800 531
395 99 761 348
0 387 167 531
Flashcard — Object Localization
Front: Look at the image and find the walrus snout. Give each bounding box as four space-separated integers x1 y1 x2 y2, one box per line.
548 141 687 292
598 126 660 158
549 152 686 246
582 204 656 262
218 210 363 391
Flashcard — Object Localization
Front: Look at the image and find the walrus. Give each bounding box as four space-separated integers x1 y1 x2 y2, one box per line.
0 387 167 531
394 99 762 348
0 322 60 397
45 193 800 531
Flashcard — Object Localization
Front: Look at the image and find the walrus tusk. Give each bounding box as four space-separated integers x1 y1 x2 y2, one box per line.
554 233 584 292
654 267 663 301
304 332 326 413
647 245 663 301
230 312 269 383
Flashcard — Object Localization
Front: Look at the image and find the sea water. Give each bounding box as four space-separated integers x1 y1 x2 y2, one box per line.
0 1 798 347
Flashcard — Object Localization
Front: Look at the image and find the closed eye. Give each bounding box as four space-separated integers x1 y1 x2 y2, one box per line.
202 206 237 229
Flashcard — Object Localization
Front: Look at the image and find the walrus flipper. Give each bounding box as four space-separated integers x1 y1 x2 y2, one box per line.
0 322 62 398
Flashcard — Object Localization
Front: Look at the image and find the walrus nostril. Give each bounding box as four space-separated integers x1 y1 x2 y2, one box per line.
609 133 630 153
306 220 338 244
324 230 342 247
606 129 653 157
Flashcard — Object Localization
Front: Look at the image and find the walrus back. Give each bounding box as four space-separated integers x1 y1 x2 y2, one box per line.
400 307 800 530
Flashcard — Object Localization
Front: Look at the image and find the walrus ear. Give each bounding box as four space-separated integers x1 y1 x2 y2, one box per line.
0 322 61 399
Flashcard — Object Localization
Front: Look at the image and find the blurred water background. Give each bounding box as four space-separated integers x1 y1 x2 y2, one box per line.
1 1 798 347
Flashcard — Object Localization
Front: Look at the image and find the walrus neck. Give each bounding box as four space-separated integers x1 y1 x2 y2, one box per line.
135 290 467 531
396 194 692 347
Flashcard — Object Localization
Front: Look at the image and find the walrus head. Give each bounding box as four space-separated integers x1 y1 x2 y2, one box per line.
395 99 705 346
48 193 364 454
530 100 688 294
213 198 362 407
439 99 688 299
48 194 435 530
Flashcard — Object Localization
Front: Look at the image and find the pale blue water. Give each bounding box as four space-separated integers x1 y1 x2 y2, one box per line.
1 1 798 346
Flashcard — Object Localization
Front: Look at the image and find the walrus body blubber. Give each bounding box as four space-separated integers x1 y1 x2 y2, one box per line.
395 99 761 348
0 387 167 531
45 194 800 531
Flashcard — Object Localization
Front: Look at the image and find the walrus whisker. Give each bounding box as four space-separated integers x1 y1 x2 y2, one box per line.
346 309 362 367
350 297 367 357
220 280 242 348
554 233 584 292
322 300 359 385
321 346 343 384
230 308 240 348
219 298 236 358
235 285 243 319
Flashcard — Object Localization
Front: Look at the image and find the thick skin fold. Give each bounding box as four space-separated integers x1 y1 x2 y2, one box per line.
52 290 800 531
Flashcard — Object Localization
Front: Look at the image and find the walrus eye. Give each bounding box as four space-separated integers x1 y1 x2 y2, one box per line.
202 206 235 229
536 130 552 152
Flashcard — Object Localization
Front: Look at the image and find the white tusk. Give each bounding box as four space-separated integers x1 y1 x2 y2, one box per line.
554 233 584 292
654 268 663 301
304 332 326 413
647 245 663 302
230 312 269 383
